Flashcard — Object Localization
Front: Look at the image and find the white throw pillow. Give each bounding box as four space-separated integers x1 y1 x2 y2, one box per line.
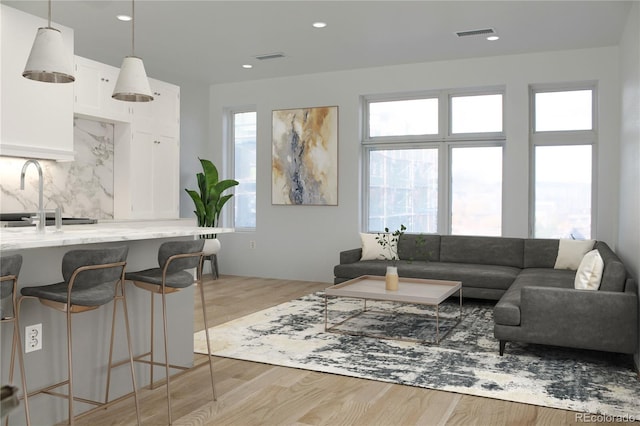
360 233 394 261
554 239 595 270
574 249 604 290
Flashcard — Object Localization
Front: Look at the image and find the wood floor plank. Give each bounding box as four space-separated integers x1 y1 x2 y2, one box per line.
68 275 595 426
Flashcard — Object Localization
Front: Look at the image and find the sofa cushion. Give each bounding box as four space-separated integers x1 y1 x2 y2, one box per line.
523 239 558 268
334 260 520 292
494 268 575 326
574 249 604 290
554 239 595 270
360 233 393 261
334 260 389 279
397 261 520 291
594 241 627 292
398 234 440 261
440 235 524 268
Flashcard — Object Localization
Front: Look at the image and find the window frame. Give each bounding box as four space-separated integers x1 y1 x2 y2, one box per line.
226 106 257 231
529 82 598 238
361 86 506 235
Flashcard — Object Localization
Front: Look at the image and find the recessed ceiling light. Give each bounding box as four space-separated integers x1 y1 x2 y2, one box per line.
242 64 253 69
487 35 500 41
117 14 132 21
312 22 327 29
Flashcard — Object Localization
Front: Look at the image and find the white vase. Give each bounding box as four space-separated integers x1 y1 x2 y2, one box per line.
203 238 221 255
385 265 399 291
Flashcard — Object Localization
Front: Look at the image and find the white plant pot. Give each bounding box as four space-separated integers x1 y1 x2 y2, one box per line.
203 238 221 255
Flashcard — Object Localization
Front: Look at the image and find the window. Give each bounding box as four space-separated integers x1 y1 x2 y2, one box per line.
368 98 438 137
368 148 438 233
363 88 504 235
231 110 257 229
450 146 503 236
534 145 592 239
531 85 595 239
451 94 503 134
534 90 592 132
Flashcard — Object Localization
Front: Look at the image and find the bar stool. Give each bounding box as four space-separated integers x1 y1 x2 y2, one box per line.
1 254 30 425
18 246 140 426
123 239 215 425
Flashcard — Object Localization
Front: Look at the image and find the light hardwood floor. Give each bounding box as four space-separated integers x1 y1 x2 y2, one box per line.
70 275 601 425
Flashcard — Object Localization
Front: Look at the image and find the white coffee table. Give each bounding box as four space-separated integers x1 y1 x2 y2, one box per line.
324 275 462 344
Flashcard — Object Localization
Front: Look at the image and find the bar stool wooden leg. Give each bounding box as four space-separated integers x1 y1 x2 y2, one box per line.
161 290 173 423
199 279 217 401
66 310 75 425
105 281 141 423
150 291 156 390
8 294 31 426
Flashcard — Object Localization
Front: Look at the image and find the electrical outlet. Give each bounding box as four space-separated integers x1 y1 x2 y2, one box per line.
249 240 256 249
25 323 42 353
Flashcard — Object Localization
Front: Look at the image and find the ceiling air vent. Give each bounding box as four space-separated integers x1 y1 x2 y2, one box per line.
455 28 496 38
255 52 286 61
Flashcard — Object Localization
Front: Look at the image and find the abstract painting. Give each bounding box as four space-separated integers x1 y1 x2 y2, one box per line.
272 106 338 205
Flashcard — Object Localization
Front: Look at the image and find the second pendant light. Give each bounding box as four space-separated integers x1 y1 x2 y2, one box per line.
112 0 153 102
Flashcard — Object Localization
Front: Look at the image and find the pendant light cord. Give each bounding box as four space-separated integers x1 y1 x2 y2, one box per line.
131 0 135 56
47 0 52 27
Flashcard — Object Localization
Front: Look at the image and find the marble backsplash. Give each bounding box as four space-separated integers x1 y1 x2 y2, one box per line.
0 118 114 219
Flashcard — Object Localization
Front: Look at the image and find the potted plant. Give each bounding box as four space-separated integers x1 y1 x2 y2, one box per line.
185 158 239 254
376 224 406 290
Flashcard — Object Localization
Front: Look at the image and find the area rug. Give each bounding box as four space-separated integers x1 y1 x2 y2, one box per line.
194 292 640 419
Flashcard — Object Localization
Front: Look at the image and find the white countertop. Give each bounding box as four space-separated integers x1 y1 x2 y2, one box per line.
0 219 233 250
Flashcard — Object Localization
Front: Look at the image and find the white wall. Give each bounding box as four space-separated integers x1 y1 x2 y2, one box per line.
617 2 640 365
207 47 621 283
179 80 214 217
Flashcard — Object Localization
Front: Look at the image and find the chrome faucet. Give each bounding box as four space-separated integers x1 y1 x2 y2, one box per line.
20 159 46 233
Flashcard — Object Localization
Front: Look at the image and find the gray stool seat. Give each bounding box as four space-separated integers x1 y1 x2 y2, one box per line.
20 281 117 306
21 247 129 307
125 269 194 288
18 246 140 426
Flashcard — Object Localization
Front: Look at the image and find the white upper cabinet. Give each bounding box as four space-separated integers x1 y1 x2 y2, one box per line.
73 56 132 122
131 78 180 135
113 79 181 220
0 5 75 161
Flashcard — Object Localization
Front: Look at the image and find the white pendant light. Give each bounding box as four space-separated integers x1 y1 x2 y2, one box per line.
23 0 74 83
112 0 153 102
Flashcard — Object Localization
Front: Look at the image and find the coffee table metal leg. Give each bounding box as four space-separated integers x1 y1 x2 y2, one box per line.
436 304 440 343
324 295 328 331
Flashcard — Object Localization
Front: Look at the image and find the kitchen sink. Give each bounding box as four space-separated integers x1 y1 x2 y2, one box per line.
0 212 97 228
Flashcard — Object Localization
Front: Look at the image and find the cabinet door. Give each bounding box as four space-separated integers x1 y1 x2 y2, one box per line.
151 80 180 136
74 56 131 122
129 128 155 218
131 78 179 134
112 76 180 220
152 135 180 218
74 58 101 112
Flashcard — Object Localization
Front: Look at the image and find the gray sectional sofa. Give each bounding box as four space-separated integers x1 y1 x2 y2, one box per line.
334 234 639 357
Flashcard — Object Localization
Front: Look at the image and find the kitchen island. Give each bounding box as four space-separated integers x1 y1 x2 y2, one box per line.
0 220 231 425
